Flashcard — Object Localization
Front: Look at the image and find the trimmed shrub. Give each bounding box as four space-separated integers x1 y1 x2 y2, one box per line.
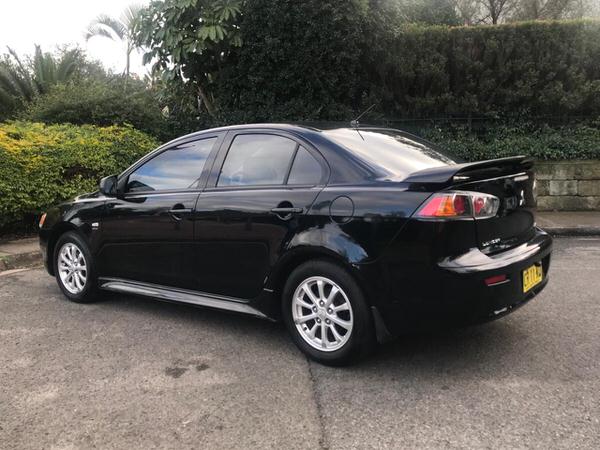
22 78 172 141
367 20 600 118
0 121 159 231
217 0 367 122
212 13 600 123
420 121 600 161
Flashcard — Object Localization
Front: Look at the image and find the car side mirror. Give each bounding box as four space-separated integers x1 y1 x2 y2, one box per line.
99 175 118 197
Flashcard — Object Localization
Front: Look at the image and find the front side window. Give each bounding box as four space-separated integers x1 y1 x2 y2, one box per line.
127 138 216 192
217 134 297 186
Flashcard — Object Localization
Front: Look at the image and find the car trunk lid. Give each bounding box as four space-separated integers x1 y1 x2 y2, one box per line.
405 156 537 252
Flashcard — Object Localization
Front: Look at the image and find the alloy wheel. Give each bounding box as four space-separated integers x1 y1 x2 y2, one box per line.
292 276 354 352
58 242 87 295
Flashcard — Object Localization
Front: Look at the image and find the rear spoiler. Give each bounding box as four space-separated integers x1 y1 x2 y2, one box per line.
403 156 534 185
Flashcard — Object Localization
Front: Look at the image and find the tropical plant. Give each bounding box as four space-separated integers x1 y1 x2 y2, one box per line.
132 0 244 118
85 4 142 77
0 46 82 120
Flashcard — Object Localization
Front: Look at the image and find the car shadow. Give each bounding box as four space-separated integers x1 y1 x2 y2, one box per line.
98 290 545 380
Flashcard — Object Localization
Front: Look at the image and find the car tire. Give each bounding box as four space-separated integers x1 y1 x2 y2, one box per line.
282 260 374 366
53 231 98 303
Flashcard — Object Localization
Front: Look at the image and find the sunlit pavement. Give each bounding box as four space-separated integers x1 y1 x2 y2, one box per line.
1 237 599 449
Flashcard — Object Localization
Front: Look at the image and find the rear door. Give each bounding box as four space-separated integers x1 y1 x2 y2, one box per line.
98 135 222 287
189 130 328 298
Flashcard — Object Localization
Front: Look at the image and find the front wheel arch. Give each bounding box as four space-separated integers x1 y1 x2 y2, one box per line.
46 222 81 276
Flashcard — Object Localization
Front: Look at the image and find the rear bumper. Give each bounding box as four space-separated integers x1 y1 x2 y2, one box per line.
375 228 553 335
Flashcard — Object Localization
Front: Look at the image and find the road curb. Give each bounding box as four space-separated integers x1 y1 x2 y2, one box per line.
0 251 42 272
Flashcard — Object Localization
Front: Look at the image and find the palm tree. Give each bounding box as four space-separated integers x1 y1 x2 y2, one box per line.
0 46 80 117
84 4 142 77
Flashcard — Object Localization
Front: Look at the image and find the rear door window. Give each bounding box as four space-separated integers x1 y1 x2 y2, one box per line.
287 146 322 185
217 134 297 187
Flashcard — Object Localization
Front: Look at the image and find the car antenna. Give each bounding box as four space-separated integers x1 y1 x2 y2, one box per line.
350 103 377 140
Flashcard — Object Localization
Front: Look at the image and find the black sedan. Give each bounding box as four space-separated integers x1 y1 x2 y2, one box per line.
39 124 552 365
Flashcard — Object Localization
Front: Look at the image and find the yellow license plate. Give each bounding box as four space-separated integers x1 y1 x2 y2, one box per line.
522 263 543 293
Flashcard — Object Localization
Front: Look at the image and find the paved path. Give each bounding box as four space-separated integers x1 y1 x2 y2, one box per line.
1 237 599 449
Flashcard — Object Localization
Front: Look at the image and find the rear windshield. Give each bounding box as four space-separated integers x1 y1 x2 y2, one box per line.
323 128 460 179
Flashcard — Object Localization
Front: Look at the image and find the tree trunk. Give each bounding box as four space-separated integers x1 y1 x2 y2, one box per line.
197 83 217 118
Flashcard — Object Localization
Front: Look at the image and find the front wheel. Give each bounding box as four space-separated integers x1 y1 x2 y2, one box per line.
54 232 98 303
282 260 374 366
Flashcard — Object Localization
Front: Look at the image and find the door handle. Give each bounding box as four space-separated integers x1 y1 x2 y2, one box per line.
168 205 193 221
168 208 193 214
270 207 303 215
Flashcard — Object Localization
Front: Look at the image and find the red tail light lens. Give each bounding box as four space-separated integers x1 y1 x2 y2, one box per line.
416 191 500 220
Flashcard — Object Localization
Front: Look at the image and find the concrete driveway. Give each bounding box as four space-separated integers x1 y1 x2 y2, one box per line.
1 237 599 449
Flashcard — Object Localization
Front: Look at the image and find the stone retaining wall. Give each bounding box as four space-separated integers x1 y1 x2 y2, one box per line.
536 160 600 211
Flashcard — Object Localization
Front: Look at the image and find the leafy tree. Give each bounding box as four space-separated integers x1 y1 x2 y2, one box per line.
132 0 243 118
404 0 462 24
479 0 516 24
510 0 589 21
85 4 143 77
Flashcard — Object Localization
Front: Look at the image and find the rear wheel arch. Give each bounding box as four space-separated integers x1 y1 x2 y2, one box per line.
280 258 376 365
269 248 374 308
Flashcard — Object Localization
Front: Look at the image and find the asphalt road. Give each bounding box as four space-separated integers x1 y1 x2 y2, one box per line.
1 237 599 449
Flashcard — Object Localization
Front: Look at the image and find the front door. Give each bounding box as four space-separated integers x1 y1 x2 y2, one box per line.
98 136 221 288
191 131 327 299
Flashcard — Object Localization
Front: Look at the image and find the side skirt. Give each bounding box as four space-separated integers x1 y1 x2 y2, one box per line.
98 277 269 319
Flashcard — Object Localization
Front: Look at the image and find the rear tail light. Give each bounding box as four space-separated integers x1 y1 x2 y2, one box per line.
39 212 47 228
416 191 500 220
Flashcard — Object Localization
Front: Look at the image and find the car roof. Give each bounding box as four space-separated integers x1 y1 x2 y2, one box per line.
162 122 400 145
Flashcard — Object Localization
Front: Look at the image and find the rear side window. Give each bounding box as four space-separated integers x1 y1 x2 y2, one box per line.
218 134 297 186
287 146 322 185
323 128 460 180
127 138 216 192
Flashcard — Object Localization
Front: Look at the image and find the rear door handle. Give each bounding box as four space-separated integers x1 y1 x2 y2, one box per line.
270 207 303 214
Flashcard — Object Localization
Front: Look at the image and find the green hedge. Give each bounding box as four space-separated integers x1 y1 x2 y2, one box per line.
369 20 600 118
0 122 159 231
419 121 600 161
215 15 600 122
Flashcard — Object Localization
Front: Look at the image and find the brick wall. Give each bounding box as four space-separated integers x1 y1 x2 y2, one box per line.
535 160 600 211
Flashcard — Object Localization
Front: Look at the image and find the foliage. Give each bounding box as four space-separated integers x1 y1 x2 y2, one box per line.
404 0 461 25
450 0 598 25
0 46 84 120
365 19 600 119
0 121 159 231
216 0 369 122
133 0 244 117
136 1 600 125
420 121 600 161
22 77 171 141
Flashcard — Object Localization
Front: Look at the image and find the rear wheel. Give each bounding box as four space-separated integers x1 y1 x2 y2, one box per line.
282 260 374 366
54 232 98 303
